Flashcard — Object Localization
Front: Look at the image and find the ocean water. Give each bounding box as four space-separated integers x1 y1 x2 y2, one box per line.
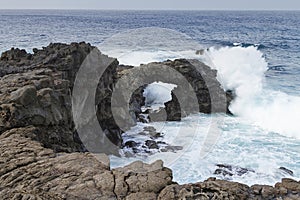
0 10 300 186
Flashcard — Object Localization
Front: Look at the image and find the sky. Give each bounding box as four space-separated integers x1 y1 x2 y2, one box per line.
0 0 300 10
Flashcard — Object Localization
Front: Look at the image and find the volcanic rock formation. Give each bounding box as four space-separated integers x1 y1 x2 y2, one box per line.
0 43 299 199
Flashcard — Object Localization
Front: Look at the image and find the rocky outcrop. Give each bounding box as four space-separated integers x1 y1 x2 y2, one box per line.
133 59 234 122
163 59 233 115
214 164 255 177
1 126 299 199
0 126 173 199
122 126 183 156
158 177 300 200
0 60 83 153
0 127 114 199
280 167 294 176
112 160 173 199
1 43 299 199
0 42 122 154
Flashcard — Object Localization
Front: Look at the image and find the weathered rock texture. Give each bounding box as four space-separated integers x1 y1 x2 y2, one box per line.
1 126 299 199
0 42 122 154
0 126 173 199
158 177 300 200
162 59 233 115
0 43 299 199
127 59 234 122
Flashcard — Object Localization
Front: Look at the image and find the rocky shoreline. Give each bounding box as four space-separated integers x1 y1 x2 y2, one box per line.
0 42 299 199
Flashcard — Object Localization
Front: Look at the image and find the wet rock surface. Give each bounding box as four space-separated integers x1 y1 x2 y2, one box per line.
214 164 255 177
0 43 299 199
122 126 183 156
130 59 234 122
155 59 233 121
280 167 294 176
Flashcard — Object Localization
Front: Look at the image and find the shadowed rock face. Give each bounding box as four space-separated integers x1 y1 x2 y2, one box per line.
162 59 233 116
130 59 234 122
0 43 299 199
0 42 122 154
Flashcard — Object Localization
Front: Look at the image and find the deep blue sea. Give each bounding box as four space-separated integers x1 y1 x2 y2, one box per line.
0 10 299 185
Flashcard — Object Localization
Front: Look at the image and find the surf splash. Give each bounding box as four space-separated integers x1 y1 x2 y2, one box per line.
104 40 300 140
207 46 300 139
100 27 300 186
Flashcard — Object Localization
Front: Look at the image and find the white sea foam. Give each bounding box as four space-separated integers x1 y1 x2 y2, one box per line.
108 45 300 186
100 28 300 185
111 113 298 186
143 81 177 110
104 44 300 139
207 46 300 139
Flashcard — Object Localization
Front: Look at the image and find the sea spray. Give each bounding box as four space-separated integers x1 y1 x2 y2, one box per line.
108 45 300 186
208 46 300 139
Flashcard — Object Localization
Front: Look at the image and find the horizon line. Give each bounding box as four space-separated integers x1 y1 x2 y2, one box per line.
0 8 300 11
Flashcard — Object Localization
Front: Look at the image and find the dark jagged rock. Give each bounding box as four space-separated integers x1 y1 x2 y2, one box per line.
148 108 168 121
0 42 123 154
280 167 294 176
0 67 82 152
145 140 159 149
1 43 299 199
142 126 163 138
130 86 146 123
161 145 183 152
134 59 233 122
124 140 139 148
116 58 234 124
143 126 156 132
164 92 182 121
214 164 255 177
122 126 183 155
117 65 147 124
